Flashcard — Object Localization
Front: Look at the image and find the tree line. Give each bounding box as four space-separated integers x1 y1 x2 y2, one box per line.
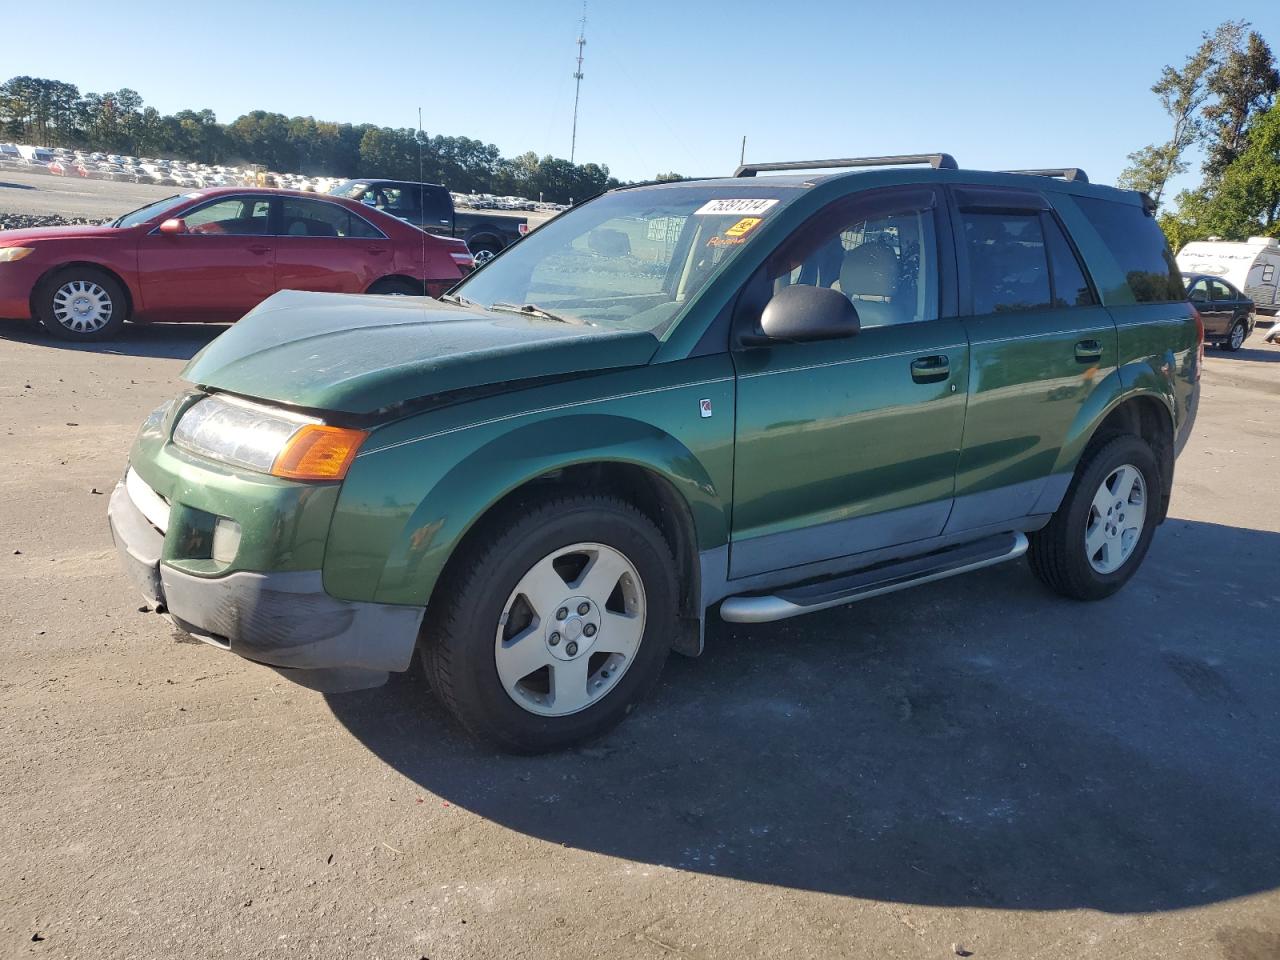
0 76 623 203
1118 20 1280 249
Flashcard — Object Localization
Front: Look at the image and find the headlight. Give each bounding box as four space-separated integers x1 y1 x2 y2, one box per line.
172 394 367 481
0 247 35 263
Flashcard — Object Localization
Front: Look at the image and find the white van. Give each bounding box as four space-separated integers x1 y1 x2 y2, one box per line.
1177 237 1280 316
16 144 54 163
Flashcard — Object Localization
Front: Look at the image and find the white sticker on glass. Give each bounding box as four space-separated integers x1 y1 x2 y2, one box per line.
693 198 779 216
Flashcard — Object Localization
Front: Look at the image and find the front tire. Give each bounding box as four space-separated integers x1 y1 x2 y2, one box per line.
422 493 677 753
1028 435 1160 601
36 267 127 341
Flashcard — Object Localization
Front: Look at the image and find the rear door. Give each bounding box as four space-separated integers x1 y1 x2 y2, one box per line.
945 185 1117 532
729 186 970 578
275 197 393 294
136 195 276 320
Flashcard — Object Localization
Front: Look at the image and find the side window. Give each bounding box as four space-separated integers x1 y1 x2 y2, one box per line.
183 197 270 236
761 189 939 328
421 187 451 223
374 185 420 220
960 211 1051 315
280 198 384 239
1043 214 1096 307
1187 279 1209 303
1075 196 1184 303
1210 280 1233 302
1263 264 1275 283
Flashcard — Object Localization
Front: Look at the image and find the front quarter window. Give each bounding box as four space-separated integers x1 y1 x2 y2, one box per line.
453 185 797 335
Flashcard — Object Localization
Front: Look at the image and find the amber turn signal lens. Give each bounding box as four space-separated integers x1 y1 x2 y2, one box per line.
270 424 368 481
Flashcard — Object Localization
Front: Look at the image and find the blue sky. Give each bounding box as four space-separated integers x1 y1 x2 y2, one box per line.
4 0 1278 192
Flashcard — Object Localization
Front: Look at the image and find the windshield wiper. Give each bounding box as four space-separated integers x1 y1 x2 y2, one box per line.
488 302 577 324
439 292 476 307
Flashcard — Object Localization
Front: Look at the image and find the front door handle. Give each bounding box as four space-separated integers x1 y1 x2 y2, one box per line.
247 244 271 255
1075 339 1103 363
910 355 950 383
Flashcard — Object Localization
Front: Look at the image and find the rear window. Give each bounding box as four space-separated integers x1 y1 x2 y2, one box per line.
1075 196 1184 303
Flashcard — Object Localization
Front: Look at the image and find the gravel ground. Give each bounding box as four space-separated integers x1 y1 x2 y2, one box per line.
1 313 1279 959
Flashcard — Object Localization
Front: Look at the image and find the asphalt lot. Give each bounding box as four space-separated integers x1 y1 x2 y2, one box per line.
1 316 1278 960
0 168 556 226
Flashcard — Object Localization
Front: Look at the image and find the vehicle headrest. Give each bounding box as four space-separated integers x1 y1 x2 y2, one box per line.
840 242 898 299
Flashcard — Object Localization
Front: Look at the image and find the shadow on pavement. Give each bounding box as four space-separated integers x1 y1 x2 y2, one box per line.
0 321 226 360
328 517 1280 913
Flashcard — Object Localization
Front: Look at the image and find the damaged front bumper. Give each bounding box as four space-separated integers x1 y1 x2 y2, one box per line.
107 474 424 690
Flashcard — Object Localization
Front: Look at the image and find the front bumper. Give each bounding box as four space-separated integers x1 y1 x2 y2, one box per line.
0 257 39 320
108 478 425 686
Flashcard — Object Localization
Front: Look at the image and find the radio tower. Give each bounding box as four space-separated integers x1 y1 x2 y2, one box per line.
570 2 586 164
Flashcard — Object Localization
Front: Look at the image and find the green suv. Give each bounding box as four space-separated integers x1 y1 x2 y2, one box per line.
109 154 1201 752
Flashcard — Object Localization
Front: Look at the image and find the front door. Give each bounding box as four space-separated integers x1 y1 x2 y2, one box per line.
136 195 276 321
729 186 969 579
946 186 1117 532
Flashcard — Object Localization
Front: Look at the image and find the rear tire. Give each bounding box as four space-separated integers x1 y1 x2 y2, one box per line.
1224 318 1248 352
35 267 127 341
1028 434 1160 601
422 493 677 753
367 277 421 296
469 241 502 265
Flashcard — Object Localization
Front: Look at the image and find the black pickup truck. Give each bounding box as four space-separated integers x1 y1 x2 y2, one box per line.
329 179 527 263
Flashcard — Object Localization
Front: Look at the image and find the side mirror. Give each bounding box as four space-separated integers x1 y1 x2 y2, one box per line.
758 284 860 342
158 217 187 235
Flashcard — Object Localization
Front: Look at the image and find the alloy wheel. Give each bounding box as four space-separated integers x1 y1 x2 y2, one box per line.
1085 464 1146 575
494 542 646 717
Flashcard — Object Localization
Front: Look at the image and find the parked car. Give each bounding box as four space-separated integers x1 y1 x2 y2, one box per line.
1177 236 1280 317
0 187 474 340
329 178 528 264
1184 273 1255 351
106 154 1201 753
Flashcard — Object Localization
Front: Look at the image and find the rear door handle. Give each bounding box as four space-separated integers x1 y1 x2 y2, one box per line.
910 355 950 383
366 246 389 255
247 244 271 255
1075 339 1103 363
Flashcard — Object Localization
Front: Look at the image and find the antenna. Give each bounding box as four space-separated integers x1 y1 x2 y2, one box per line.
418 106 426 297
570 2 586 164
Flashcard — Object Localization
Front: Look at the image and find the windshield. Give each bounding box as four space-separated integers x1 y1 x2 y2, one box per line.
113 194 191 228
452 183 799 335
328 180 367 200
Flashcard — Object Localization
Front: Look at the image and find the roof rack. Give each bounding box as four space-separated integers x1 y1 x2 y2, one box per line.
734 153 958 177
1002 168 1089 184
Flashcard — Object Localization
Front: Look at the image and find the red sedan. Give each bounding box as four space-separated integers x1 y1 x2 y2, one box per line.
0 187 474 340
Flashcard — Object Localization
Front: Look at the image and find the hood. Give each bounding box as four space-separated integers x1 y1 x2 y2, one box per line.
182 290 661 415
0 224 119 243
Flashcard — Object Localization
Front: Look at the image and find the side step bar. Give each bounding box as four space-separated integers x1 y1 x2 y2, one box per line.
719 532 1028 624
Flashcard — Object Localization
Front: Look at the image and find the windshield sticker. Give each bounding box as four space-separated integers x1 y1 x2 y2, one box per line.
693 198 779 216
707 235 746 248
724 216 763 238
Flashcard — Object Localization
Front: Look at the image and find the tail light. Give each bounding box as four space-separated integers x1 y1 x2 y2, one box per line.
517 223 529 236
1192 306 1204 381
450 251 475 274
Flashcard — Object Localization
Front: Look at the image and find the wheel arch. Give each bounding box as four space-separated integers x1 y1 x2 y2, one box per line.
30 260 136 321
365 274 421 294
338 413 727 653
462 228 503 251
1056 387 1176 522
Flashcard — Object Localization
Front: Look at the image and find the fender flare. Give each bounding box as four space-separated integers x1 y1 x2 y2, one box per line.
366 413 726 608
